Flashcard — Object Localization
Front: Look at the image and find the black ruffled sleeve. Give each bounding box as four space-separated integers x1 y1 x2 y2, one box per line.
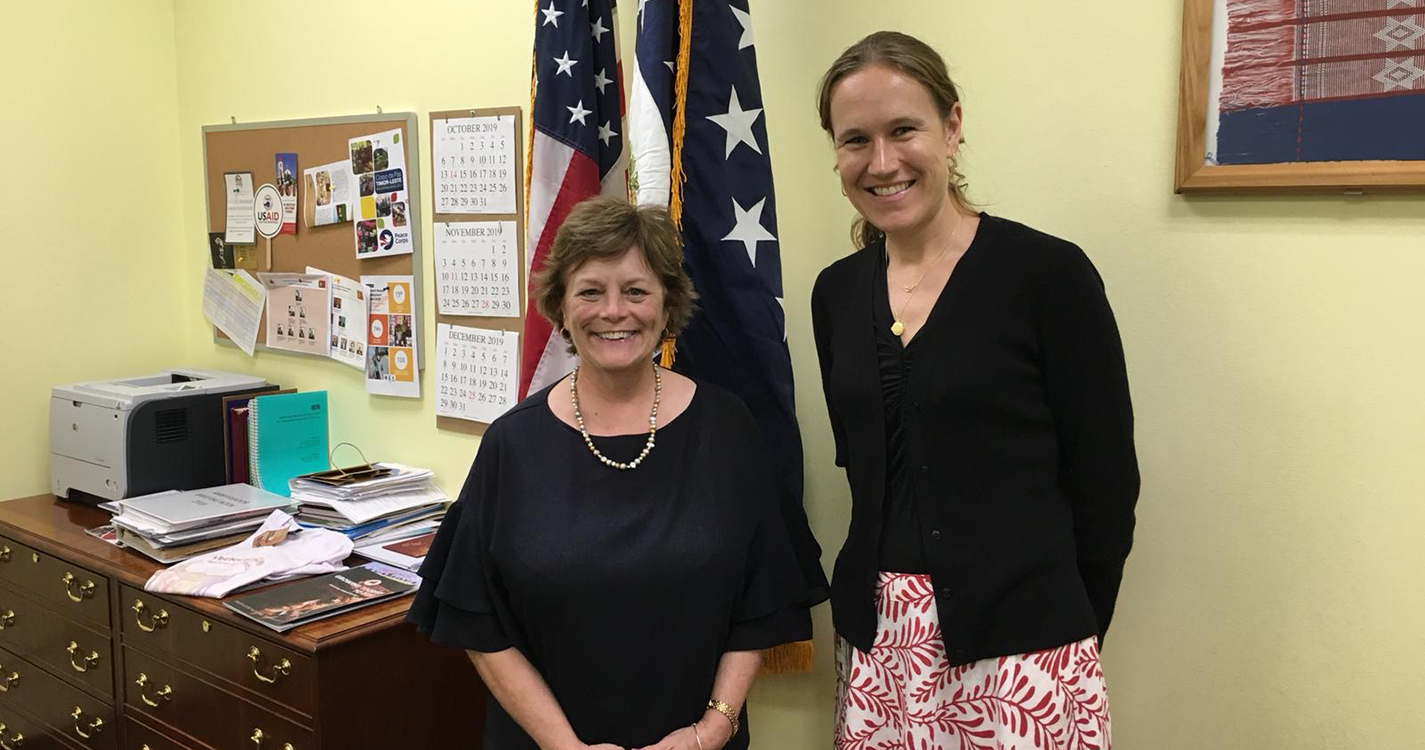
406 429 514 653
725 411 816 651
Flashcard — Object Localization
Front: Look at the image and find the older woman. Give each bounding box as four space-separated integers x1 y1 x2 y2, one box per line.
410 196 823 750
812 32 1139 749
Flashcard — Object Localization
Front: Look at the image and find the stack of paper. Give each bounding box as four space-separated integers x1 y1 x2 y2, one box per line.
112 484 298 563
289 463 448 542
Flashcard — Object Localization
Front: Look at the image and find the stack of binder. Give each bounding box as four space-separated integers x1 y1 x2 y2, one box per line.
288 463 447 543
111 484 297 562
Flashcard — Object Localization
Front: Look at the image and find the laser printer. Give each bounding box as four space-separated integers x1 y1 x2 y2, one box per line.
50 369 276 503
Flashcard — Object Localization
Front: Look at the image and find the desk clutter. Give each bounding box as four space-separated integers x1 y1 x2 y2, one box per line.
86 470 448 629
0 494 486 749
52 368 449 632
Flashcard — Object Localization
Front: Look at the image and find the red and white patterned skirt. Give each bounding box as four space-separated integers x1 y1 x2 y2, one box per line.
834 572 1111 750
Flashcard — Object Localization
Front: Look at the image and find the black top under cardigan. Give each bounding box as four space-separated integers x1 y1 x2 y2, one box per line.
810 213 1139 666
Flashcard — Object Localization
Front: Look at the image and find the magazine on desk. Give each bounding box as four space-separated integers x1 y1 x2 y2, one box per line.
223 561 420 632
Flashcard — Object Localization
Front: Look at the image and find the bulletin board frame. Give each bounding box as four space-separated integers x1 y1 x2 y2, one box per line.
429 106 526 435
202 112 425 367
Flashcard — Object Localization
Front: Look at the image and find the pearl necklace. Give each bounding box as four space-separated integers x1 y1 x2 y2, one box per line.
570 362 661 470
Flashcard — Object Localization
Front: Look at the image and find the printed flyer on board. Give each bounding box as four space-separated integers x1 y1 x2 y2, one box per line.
349 129 413 259
307 266 366 370
258 273 331 357
303 159 351 227
362 275 419 398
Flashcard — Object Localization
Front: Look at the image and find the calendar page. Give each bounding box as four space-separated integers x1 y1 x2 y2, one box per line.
433 114 517 214
434 221 520 317
436 323 519 424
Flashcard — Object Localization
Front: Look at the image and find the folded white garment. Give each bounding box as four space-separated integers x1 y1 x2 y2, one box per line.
144 510 354 598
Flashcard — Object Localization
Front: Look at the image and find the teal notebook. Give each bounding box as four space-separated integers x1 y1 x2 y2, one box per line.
247 391 329 497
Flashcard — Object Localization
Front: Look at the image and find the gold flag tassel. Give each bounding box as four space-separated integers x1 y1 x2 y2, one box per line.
659 336 677 368
668 0 694 229
761 639 815 675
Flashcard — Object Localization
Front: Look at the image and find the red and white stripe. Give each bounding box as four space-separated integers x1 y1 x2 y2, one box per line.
519 21 627 401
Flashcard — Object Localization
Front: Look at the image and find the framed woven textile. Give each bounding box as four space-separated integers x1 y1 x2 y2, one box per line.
1176 0 1425 192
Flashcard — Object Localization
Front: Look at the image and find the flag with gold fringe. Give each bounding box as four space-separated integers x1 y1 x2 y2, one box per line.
629 0 827 674
519 0 628 399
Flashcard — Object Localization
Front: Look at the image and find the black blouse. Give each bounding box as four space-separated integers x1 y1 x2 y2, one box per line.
407 382 814 750
872 252 930 574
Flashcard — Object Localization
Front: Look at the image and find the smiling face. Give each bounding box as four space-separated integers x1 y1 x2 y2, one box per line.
829 63 962 240
561 246 669 377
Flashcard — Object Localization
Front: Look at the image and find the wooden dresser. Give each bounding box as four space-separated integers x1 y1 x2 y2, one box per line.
0 495 485 750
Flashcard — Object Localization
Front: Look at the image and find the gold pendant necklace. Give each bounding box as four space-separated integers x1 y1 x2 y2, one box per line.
889 242 955 337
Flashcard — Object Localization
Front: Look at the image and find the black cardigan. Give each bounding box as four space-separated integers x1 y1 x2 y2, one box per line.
810 214 1139 666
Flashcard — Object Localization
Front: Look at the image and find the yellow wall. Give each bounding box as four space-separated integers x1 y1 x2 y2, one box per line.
7 0 1424 747
1 0 188 499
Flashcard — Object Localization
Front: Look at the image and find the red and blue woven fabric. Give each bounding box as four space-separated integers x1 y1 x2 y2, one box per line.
1216 0 1425 163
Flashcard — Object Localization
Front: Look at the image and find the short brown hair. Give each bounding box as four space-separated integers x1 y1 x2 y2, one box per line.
816 31 971 248
533 196 696 354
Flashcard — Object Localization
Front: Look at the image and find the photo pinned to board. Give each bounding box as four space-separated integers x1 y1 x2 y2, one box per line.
362 274 419 398
257 273 331 357
275 152 298 235
349 129 412 259
307 266 367 371
303 159 351 227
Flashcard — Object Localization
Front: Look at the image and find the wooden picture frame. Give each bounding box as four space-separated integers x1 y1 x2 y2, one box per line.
1175 0 1425 193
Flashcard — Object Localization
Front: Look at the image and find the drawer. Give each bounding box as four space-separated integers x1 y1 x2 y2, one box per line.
123 648 312 750
0 704 83 750
0 537 109 633
121 587 313 719
0 588 113 699
0 646 115 750
124 716 197 750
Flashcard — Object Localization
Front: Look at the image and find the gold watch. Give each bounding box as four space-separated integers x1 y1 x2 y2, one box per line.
707 698 739 735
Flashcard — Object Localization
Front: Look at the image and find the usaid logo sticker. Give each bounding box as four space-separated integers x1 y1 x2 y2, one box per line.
253 184 284 239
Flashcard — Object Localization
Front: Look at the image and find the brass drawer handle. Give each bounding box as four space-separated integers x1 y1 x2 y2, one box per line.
0 610 13 630
0 723 21 749
0 667 17 692
61 572 96 603
131 600 169 632
247 646 291 684
66 641 100 673
70 706 104 739
134 672 172 707
0 545 10 562
249 728 295 749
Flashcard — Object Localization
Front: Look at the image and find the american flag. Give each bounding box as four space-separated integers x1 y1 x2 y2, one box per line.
520 0 628 399
630 0 827 644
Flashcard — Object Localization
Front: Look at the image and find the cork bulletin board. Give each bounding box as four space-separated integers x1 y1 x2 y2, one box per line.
429 106 525 435
202 112 423 363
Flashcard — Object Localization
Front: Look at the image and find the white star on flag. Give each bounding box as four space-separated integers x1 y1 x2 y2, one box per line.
541 1 564 27
707 86 763 158
567 100 592 125
553 51 578 76
731 6 755 50
598 121 618 146
722 197 776 267
591 16 609 43
593 68 613 94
